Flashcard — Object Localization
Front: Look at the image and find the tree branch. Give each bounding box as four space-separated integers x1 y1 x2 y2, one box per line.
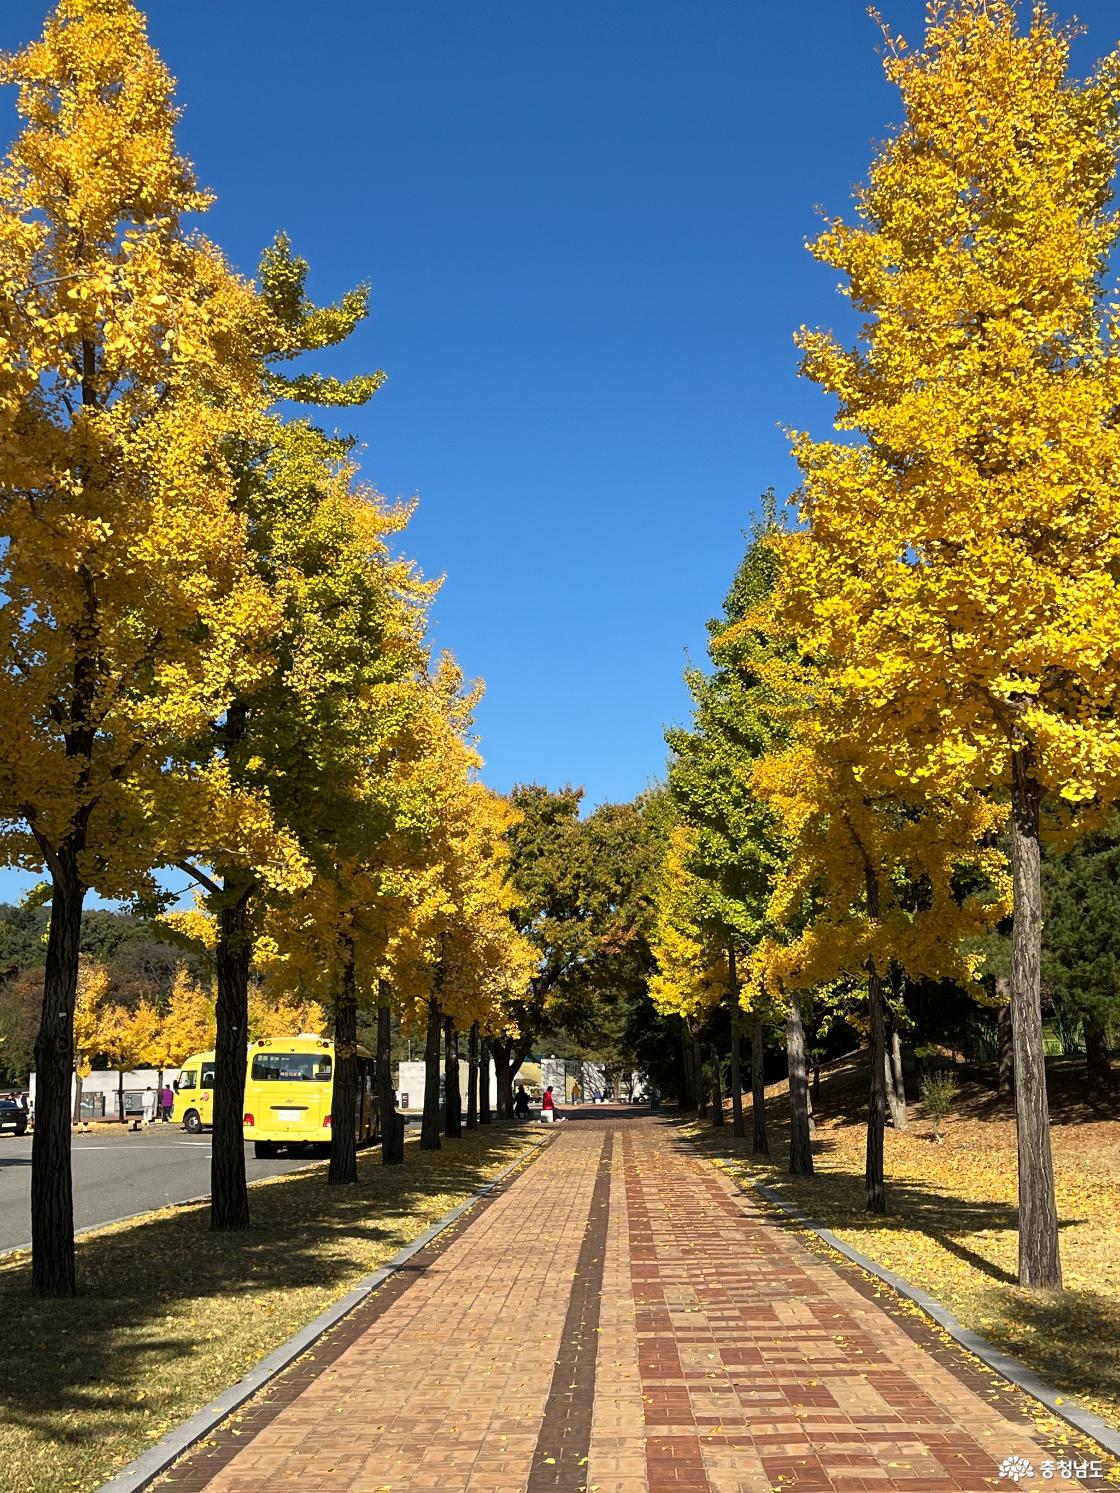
175 860 222 896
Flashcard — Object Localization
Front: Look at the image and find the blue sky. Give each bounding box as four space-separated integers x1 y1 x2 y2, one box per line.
2 0 1119 905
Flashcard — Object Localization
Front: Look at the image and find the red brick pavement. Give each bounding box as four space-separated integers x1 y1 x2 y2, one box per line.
155 1113 1111 1493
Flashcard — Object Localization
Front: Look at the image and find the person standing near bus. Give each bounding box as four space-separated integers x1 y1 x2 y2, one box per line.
142 1086 158 1126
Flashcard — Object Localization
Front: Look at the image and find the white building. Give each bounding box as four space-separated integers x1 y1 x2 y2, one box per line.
29 1067 181 1121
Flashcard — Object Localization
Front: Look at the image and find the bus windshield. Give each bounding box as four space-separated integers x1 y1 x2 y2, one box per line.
250 1053 332 1083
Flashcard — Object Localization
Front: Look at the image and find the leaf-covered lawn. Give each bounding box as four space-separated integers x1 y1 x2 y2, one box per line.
684 1052 1120 1437
0 1128 541 1493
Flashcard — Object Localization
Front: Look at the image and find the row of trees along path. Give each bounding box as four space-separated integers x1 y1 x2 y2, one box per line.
651 0 1120 1294
0 0 536 1297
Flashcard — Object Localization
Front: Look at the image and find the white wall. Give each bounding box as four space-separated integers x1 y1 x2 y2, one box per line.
30 1067 181 1115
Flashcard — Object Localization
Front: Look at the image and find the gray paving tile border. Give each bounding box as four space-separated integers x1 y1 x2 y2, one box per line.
729 1168 1120 1461
94 1132 552 1493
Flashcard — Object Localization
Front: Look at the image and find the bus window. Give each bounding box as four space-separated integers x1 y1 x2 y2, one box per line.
200 1063 216 1090
250 1053 332 1083
178 1070 198 1090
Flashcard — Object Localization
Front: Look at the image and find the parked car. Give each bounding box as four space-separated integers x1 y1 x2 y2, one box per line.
0 1097 28 1136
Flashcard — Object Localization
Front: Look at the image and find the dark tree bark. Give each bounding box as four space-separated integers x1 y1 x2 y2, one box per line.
860 856 888 1213
377 998 405 1165
866 959 888 1213
211 881 253 1231
466 1022 479 1129
709 1041 725 1127
680 1022 695 1112
444 1016 462 1139
690 1024 707 1119
1009 746 1062 1289
116 1068 125 1124
72 1069 84 1127
491 1036 517 1119
728 944 745 1138
479 1036 492 1123
751 1015 769 1156
787 991 813 1176
996 984 1015 1097
328 940 359 1185
420 995 442 1150
31 847 85 1297
1084 1011 1113 1096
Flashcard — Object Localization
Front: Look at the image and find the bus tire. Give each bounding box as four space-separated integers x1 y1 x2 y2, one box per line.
254 1141 279 1159
183 1110 202 1135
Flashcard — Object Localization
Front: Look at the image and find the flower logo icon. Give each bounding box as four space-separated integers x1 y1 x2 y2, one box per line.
998 1456 1036 1483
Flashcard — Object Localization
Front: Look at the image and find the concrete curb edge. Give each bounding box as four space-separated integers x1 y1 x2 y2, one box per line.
724 1166 1120 1460
95 1131 552 1493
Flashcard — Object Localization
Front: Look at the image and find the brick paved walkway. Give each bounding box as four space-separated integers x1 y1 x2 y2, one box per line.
156 1114 1110 1493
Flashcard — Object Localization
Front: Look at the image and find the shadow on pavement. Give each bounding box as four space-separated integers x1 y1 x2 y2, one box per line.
0 1126 536 1487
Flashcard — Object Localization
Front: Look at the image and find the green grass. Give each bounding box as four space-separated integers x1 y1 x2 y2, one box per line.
0 1127 542 1493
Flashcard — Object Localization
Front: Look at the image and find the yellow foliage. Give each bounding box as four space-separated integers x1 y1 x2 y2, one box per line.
767 1 1120 819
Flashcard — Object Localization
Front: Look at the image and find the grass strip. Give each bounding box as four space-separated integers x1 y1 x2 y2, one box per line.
0 1127 541 1493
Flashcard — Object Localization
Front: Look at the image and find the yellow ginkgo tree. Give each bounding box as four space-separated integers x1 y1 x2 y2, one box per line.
777 0 1120 1288
0 0 278 1296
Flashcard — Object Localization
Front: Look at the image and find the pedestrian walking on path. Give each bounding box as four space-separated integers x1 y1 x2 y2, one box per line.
156 1115 1111 1493
160 1083 174 1121
141 1086 158 1126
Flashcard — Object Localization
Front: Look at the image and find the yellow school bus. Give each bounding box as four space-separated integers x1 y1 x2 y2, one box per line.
173 1035 379 1159
171 1050 216 1133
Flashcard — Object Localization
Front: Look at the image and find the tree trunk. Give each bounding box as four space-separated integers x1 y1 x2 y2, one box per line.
728 944 745 1138
466 1022 479 1129
1084 1011 1113 1096
690 1025 707 1119
996 984 1015 1096
751 1015 769 1156
211 882 253 1231
866 961 887 1213
1009 748 1062 1289
444 1017 462 1139
787 991 813 1176
377 998 405 1165
491 1036 514 1119
328 943 359 1185
72 1069 83 1127
680 1022 695 1111
884 1045 903 1129
709 1041 725 1127
890 1026 908 1130
479 1036 492 1124
420 996 442 1150
31 851 85 1297
117 1069 124 1124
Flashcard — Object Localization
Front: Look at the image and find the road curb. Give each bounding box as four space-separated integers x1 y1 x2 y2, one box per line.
95 1132 552 1493
718 1163 1120 1460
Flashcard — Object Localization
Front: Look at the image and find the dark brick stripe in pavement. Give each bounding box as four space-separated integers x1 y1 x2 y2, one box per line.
525 1131 614 1492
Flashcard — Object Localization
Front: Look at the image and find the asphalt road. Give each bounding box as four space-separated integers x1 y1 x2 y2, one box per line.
0 1127 321 1253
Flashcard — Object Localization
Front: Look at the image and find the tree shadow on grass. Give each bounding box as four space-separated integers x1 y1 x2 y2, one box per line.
0 1128 533 1487
679 1120 1087 1287
981 1281 1120 1421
